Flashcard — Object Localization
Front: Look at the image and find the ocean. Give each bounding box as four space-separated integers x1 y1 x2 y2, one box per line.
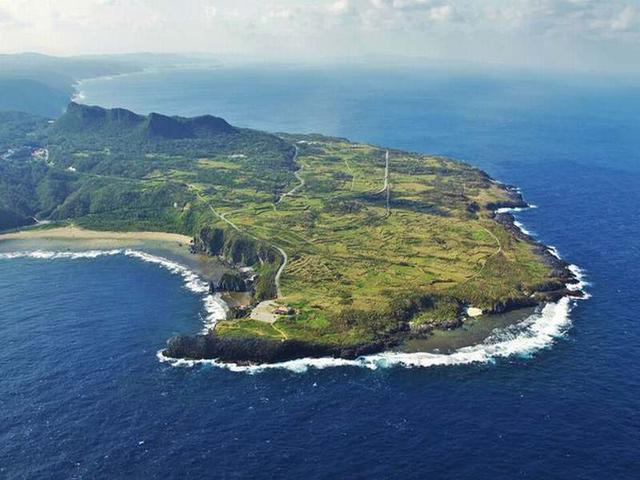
1 63 639 478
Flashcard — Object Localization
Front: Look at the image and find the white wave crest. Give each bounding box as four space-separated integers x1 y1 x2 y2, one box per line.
567 264 592 299
0 249 123 260
0 248 229 330
513 220 533 236
547 245 561 259
2 246 588 375
123 250 208 294
495 204 537 236
122 250 229 329
495 205 536 214
158 297 577 374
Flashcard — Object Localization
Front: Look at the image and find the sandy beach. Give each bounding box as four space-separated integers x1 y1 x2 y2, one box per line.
0 225 192 244
0 225 226 281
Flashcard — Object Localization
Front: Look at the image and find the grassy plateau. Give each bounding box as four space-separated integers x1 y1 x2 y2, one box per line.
0 104 566 349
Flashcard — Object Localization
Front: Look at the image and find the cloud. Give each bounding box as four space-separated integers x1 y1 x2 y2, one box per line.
204 4 218 22
425 4 455 22
0 7 19 27
0 0 637 72
608 5 638 32
328 0 353 16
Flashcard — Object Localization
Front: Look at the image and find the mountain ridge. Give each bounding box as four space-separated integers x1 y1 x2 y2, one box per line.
56 102 237 140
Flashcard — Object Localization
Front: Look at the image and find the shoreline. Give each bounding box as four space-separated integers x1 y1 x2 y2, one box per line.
0 225 228 287
0 225 193 244
162 184 589 368
0 192 588 371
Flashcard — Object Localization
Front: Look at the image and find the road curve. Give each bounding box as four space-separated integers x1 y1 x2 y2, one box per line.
273 245 287 298
375 150 390 195
276 145 304 206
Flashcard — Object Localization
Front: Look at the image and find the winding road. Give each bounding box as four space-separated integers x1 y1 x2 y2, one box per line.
273 245 287 298
276 145 304 206
200 195 288 298
375 150 390 195
374 150 391 215
465 225 503 282
196 143 305 300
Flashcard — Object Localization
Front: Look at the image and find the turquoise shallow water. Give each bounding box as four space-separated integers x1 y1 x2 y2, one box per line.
1 65 639 478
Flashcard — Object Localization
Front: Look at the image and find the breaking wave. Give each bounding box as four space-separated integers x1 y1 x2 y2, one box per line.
495 205 537 214
156 201 589 373
0 249 228 332
1 244 588 374
0 249 122 260
157 296 581 374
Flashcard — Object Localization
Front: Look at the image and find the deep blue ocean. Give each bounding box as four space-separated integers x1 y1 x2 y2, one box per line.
1 64 639 478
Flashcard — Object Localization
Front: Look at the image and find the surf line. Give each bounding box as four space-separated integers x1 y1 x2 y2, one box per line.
158 202 590 373
0 249 228 332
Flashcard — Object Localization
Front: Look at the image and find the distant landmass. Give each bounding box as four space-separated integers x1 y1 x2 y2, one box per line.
0 102 582 363
0 52 220 118
0 79 70 118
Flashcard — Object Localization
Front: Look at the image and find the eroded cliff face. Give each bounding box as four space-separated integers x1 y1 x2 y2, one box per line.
209 271 249 293
164 333 389 364
191 226 278 266
192 226 281 302
169 180 585 366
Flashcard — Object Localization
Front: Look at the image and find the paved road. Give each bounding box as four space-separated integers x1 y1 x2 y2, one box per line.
374 150 391 215
375 150 390 194
465 225 503 282
197 156 297 300
276 145 304 206
273 245 287 298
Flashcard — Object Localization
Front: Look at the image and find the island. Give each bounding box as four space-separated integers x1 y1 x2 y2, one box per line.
0 103 582 364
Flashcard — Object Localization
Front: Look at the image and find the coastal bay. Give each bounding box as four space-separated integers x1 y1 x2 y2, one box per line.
0 102 584 364
2 57 638 479
0 225 231 288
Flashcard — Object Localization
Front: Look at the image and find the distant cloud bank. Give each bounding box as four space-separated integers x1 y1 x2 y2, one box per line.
0 0 638 73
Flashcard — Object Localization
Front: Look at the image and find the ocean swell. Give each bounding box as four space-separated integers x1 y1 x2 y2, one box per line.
1 245 588 374
0 249 228 332
157 200 590 373
157 296 580 373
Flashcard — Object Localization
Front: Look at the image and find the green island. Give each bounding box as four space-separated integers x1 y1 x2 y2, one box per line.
0 103 579 363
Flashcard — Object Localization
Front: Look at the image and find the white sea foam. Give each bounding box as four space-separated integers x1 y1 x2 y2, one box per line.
513 220 533 236
121 249 229 329
123 250 208 294
0 249 123 260
0 248 229 331
567 264 592 299
157 296 581 374
2 243 589 375
495 205 537 214
547 245 561 259
495 204 538 237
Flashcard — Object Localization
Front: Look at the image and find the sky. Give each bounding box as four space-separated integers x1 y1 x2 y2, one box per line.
0 0 639 73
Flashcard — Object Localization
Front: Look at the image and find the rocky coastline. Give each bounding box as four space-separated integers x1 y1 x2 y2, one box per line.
163 335 393 365
162 183 584 365
490 185 583 305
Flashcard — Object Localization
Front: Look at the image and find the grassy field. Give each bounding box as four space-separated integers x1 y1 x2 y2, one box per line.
1 105 555 347
208 136 552 344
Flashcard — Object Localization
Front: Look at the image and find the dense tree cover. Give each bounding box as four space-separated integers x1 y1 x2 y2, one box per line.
0 104 296 235
0 111 49 147
0 80 70 119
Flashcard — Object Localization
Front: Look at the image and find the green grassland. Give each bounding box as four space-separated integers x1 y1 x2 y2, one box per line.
213 137 551 344
0 105 555 347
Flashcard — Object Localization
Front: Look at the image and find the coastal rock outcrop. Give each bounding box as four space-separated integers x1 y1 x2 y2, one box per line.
163 334 390 364
209 271 249 293
191 226 278 266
